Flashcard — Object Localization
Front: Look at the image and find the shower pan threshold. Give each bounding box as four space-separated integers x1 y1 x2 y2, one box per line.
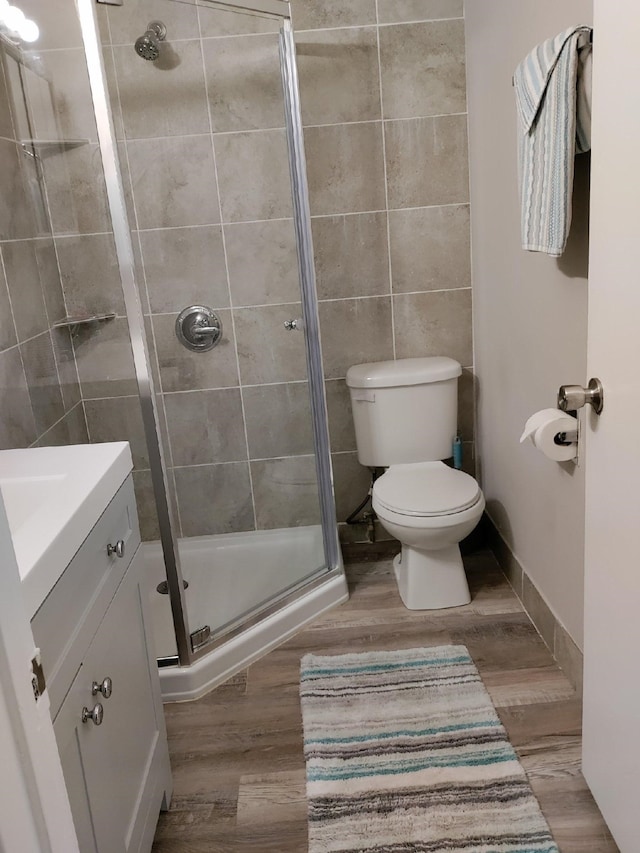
144 526 347 702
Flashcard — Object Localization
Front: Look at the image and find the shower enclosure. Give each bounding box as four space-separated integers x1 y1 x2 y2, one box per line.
0 0 346 699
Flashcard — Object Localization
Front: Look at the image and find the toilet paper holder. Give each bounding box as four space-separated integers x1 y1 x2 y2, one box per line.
554 429 578 446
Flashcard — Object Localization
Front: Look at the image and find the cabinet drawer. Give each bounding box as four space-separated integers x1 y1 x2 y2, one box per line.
32 475 140 718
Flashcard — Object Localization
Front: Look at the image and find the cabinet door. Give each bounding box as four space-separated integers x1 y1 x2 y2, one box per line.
54 547 165 853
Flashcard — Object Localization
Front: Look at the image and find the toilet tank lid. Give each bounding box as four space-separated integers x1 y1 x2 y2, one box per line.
346 357 461 389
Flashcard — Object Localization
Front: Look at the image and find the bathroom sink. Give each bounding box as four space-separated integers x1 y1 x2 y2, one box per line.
0 442 133 617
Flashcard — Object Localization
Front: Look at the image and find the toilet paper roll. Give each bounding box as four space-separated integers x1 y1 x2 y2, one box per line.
520 408 578 462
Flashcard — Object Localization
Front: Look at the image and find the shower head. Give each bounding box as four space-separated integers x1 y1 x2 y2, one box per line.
134 20 166 61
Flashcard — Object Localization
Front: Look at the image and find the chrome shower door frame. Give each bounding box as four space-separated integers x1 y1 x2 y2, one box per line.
79 0 342 670
279 20 342 573
78 0 192 665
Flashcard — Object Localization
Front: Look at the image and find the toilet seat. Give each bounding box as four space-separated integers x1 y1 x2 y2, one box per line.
373 462 481 518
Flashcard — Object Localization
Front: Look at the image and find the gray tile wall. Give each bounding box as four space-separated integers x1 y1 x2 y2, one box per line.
92 0 473 539
0 23 89 454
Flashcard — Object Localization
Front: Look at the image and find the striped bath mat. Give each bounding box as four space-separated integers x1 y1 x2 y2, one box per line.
300 645 558 853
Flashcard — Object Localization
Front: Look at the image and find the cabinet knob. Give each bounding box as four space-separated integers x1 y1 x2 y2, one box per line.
107 539 125 558
92 677 112 699
82 703 104 726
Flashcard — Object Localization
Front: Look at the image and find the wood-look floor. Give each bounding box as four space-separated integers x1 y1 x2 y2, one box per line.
151 549 619 853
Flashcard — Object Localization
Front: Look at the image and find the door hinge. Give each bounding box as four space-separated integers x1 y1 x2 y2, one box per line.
190 625 212 652
30 652 46 701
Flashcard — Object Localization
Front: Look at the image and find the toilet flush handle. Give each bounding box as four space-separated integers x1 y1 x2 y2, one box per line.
557 378 604 415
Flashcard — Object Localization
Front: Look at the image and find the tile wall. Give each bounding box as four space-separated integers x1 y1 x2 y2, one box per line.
0 15 89 452
0 0 473 544
95 0 473 539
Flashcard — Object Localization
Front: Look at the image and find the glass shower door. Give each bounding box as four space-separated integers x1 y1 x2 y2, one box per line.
88 0 341 655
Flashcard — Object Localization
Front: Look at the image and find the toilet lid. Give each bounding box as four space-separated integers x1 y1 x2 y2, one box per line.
373 462 481 517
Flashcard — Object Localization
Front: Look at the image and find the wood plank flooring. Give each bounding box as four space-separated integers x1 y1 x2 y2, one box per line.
152 549 618 853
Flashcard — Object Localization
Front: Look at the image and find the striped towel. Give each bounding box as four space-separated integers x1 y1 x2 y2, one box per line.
514 27 592 257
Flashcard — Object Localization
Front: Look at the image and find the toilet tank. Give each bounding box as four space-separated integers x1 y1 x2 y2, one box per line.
346 357 461 466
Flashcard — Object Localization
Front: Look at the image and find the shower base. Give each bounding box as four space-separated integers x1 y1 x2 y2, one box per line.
144 525 347 702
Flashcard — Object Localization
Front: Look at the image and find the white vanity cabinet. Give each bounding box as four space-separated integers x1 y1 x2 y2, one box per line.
30 475 172 853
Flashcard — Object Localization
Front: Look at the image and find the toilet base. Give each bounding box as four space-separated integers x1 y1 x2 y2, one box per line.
393 545 471 610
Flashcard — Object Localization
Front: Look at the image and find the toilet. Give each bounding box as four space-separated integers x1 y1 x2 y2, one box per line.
346 356 485 610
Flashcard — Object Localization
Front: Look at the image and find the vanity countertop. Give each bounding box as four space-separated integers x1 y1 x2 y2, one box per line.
0 442 133 617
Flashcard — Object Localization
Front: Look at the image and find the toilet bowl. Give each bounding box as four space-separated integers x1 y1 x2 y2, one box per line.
372 462 485 610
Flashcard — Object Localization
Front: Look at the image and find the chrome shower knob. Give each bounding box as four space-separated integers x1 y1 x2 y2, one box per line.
176 305 223 352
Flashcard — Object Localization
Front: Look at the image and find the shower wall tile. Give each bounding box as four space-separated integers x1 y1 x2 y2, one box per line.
55 233 125 318
0 263 16 352
127 135 220 229
84 395 150 470
0 140 40 240
36 403 89 448
225 219 299 307
52 327 82 412
139 226 229 313
251 455 321 529
393 289 473 366
318 297 393 380
243 382 314 459
95 0 475 540
73 317 138 399
215 129 292 222
31 49 97 143
198 7 279 38
113 41 210 139
175 462 255 536
234 303 307 385
20 332 65 436
42 144 114 236
36 241 67 326
107 0 200 44
0 60 14 140
305 122 386 216
325 379 357 453
385 115 470 209
291 0 377 31
377 0 464 24
379 20 466 119
311 212 390 300
203 35 284 133
389 204 471 292
331 451 373 522
296 28 381 126
133 470 161 541
2 240 50 341
0 346 37 449
164 388 247 466
152 310 239 392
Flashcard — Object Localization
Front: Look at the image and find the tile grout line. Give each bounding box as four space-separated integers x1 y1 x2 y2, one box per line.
198 3 258 530
0 200 470 242
374 0 396 359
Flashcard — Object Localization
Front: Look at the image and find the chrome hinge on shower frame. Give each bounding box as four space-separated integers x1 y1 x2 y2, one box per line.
190 625 212 652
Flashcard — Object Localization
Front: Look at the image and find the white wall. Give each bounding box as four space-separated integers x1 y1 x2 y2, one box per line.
465 0 593 647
